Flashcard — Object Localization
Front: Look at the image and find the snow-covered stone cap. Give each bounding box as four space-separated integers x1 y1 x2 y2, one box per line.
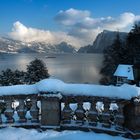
114 64 134 80
0 78 140 100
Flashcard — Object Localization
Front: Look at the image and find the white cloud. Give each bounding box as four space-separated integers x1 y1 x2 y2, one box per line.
9 21 85 47
10 21 55 43
55 9 140 31
9 9 140 48
55 9 140 43
55 8 90 26
103 12 137 30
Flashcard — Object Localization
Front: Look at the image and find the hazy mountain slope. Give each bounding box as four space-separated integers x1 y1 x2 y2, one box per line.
0 37 76 53
78 30 128 53
78 45 92 53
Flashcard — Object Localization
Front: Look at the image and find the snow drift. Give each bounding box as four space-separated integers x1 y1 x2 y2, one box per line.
0 78 140 100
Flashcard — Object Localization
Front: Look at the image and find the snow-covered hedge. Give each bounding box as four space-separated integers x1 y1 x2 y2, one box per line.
0 78 140 100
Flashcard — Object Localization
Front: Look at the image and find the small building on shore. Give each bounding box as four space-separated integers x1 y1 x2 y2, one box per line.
114 64 134 86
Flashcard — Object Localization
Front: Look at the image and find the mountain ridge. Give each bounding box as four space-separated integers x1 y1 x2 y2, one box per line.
0 37 76 54
78 30 128 53
0 30 128 54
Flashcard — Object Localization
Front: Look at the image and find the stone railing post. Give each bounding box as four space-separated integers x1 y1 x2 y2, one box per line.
16 95 27 123
4 96 14 123
40 93 61 129
75 101 85 123
30 95 39 123
87 98 98 126
102 100 111 128
123 98 140 134
0 99 4 124
61 101 72 123
115 101 125 128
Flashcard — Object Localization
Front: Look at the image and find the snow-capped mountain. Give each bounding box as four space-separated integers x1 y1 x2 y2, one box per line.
78 30 128 53
0 37 76 53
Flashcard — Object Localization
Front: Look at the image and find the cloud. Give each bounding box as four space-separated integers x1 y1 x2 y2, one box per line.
10 21 55 43
55 9 140 44
55 8 90 26
102 12 137 30
9 21 84 47
55 9 140 31
9 9 140 48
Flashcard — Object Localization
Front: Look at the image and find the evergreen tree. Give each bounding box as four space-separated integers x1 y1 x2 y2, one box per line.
0 69 26 86
100 22 140 85
13 70 26 85
100 33 126 85
0 69 15 86
26 58 50 84
126 22 140 64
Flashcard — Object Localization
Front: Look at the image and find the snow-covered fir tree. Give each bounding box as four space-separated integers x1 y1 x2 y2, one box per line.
126 22 140 64
26 58 50 84
100 23 140 85
0 69 26 86
0 69 14 86
100 33 126 85
13 70 26 85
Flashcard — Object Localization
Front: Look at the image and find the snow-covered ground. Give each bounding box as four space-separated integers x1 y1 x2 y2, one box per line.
0 78 140 100
0 127 129 140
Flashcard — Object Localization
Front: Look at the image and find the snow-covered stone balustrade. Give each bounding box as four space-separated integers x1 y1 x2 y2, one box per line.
61 95 128 135
0 79 140 138
0 94 40 128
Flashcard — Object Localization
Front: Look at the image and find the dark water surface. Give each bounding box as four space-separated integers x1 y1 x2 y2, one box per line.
0 53 103 84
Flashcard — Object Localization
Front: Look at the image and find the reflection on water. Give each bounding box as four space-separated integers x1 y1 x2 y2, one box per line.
0 53 103 84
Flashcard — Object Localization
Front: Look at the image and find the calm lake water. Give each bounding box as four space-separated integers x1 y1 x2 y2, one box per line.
0 53 103 84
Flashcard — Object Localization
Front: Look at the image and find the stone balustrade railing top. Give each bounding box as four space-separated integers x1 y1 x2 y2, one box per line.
0 78 140 100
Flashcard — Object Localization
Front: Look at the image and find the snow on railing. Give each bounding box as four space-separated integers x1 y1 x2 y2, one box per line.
0 78 140 100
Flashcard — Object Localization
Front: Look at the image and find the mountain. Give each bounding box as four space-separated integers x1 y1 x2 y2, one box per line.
0 30 128 54
0 37 24 53
78 30 128 53
77 45 92 53
0 37 76 54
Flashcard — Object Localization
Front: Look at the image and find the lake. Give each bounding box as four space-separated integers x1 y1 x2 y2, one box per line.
0 53 103 84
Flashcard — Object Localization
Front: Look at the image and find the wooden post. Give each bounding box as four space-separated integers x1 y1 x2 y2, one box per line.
41 94 61 129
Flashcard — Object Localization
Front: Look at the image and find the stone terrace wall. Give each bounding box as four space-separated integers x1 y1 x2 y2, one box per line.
0 93 140 138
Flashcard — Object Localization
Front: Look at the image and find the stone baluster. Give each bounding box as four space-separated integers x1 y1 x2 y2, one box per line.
30 95 39 123
96 100 103 123
25 99 32 110
16 96 27 123
0 101 4 124
102 100 111 128
61 101 72 124
87 99 98 126
109 102 118 126
75 101 85 124
0 112 2 124
115 102 125 128
4 96 14 123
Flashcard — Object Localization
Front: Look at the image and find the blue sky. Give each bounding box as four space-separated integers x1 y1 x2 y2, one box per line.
0 0 140 47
